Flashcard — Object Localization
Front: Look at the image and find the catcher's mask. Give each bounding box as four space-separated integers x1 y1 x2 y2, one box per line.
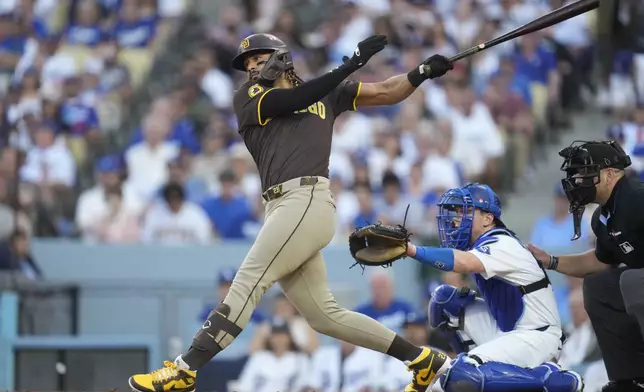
436 183 503 251
231 33 294 86
559 140 631 240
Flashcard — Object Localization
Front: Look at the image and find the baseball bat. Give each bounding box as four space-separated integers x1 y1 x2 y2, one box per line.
422 0 599 73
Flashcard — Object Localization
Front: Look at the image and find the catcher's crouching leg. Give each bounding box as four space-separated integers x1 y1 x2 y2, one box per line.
182 303 243 369
440 355 583 392
429 285 477 354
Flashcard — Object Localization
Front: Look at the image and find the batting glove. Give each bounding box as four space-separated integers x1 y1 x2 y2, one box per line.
407 54 454 87
341 35 388 72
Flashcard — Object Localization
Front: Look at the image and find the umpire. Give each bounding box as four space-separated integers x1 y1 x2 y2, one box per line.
528 140 644 392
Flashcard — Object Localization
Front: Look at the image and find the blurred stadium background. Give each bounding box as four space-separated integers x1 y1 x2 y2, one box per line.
0 0 643 391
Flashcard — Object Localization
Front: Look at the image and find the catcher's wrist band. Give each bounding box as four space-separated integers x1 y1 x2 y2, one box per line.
549 255 559 270
414 246 455 271
407 65 428 88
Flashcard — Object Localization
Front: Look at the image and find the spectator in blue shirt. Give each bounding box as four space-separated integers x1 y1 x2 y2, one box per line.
154 157 208 204
111 0 156 48
354 269 414 333
201 170 255 240
128 96 200 154
60 77 101 138
352 182 379 229
514 34 560 108
494 54 533 107
64 0 104 47
0 13 27 73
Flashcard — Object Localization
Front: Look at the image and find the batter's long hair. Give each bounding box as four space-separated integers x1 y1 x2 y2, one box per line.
285 68 304 87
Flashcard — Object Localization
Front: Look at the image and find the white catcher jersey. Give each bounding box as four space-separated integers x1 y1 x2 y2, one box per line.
468 228 562 333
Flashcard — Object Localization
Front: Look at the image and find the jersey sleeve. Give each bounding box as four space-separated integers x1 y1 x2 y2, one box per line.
233 83 276 128
468 237 537 283
327 80 361 116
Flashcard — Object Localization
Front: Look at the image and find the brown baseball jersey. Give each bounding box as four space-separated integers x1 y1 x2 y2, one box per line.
232 80 361 192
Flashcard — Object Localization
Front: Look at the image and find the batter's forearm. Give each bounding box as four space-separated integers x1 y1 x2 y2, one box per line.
553 249 608 278
377 74 417 105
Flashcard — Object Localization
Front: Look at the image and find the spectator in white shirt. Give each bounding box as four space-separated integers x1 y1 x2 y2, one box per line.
236 317 311 392
558 288 600 370
20 121 76 188
75 154 144 241
447 84 504 186
125 114 180 201
376 171 424 233
309 340 384 392
140 182 212 244
422 120 462 192
85 187 141 244
192 46 233 110
379 313 447 392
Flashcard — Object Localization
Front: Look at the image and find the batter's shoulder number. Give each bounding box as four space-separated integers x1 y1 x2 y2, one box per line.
248 84 264 98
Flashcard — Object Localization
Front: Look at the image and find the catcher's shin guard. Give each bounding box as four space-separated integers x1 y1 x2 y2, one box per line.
440 354 583 392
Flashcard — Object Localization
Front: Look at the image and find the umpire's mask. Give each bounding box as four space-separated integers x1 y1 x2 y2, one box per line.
559 140 631 239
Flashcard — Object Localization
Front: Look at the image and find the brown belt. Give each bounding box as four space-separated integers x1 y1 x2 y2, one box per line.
262 176 320 201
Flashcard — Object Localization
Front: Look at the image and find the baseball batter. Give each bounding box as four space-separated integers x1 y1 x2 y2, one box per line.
129 33 453 392
405 183 584 392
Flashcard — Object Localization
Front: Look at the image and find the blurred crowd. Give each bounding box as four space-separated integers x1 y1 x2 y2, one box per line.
0 0 603 248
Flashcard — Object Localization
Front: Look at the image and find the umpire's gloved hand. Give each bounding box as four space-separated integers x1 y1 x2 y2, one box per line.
342 35 388 72
407 54 454 87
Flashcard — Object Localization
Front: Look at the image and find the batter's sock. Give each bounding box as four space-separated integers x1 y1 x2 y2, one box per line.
181 346 220 370
386 334 423 362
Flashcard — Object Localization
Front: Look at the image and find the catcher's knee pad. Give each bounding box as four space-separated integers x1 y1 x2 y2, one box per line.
539 362 584 392
192 303 242 354
429 284 476 330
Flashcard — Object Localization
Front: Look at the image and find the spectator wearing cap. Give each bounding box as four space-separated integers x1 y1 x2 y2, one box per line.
124 113 179 201
236 317 310 392
354 269 414 333
200 170 255 240
140 182 211 244
63 0 104 47
308 339 384 392
75 154 143 241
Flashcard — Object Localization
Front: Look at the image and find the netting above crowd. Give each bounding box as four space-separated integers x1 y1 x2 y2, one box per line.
2 0 640 248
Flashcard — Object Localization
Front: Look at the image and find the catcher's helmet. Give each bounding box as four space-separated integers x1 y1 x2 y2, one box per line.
436 183 504 251
231 33 290 71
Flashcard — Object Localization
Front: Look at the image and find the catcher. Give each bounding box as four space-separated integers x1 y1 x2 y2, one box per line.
349 183 584 392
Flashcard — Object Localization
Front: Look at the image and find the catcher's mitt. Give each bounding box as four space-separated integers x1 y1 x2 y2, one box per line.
348 208 412 269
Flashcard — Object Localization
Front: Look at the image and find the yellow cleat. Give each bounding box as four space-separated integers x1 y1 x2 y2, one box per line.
404 347 451 392
129 361 197 392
